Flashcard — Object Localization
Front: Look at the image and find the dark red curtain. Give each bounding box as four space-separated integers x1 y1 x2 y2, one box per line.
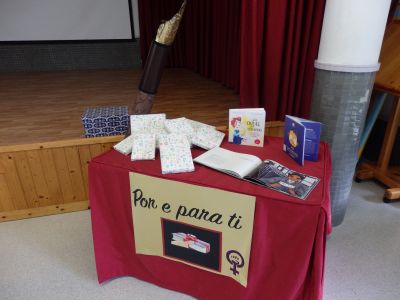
138 0 326 120
240 0 326 120
138 0 241 91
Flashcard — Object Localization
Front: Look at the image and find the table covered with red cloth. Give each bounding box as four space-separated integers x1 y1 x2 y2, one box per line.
89 136 331 300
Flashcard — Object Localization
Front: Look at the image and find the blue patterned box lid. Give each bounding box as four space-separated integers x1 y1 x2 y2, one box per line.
82 106 129 120
82 106 129 137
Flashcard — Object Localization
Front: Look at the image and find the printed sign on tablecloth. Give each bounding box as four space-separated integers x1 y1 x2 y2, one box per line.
129 172 256 287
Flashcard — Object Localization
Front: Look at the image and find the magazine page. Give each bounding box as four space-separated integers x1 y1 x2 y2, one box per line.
193 147 262 179
245 160 320 200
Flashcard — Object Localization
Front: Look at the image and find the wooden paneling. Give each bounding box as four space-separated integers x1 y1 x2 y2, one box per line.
77 145 92 199
12 152 39 208
40 149 63 205
89 144 104 158
52 148 76 203
0 153 28 210
0 174 13 211
375 21 400 96
265 121 285 137
0 201 89 222
0 136 124 221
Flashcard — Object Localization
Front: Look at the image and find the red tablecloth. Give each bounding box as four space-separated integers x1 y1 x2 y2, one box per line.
89 137 331 300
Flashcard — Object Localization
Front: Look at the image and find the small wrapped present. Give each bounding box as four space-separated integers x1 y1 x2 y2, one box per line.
189 241 210 254
171 232 210 254
113 135 135 155
82 106 129 138
159 134 194 174
131 133 156 161
192 127 225 150
164 117 194 146
187 119 216 132
131 113 166 148
130 113 166 134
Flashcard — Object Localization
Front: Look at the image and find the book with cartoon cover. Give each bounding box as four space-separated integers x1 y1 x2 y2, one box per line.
228 108 266 147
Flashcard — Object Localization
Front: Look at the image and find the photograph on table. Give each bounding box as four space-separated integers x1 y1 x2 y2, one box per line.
162 218 222 272
247 160 319 200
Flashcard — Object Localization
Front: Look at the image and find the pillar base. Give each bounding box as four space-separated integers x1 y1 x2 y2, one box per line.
311 69 376 226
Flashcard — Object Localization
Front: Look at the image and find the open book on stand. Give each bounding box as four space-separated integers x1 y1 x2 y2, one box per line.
194 147 319 200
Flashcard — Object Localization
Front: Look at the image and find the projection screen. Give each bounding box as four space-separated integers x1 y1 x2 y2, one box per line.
0 0 138 41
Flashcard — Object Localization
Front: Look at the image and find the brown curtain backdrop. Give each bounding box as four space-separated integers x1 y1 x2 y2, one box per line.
138 0 241 91
240 0 326 120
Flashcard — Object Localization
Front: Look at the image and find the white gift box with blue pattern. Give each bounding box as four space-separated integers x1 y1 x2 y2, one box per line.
82 106 129 137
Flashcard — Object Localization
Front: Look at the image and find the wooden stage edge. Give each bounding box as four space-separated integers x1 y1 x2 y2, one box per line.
0 122 284 222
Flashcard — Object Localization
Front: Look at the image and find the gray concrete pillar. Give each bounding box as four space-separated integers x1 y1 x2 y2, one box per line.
311 71 375 226
310 0 392 226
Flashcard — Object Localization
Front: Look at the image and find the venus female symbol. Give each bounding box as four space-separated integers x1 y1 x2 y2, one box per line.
226 250 244 276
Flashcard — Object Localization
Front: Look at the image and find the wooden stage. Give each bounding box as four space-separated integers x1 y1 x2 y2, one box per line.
0 68 284 222
0 68 239 146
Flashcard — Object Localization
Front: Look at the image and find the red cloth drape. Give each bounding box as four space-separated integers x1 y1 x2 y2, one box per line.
240 0 326 120
90 137 332 299
138 0 241 91
138 0 326 119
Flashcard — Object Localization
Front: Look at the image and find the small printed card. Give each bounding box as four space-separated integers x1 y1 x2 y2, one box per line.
113 135 135 155
164 117 195 146
283 115 321 165
130 113 166 134
131 134 156 161
191 127 225 150
228 108 266 147
159 133 195 174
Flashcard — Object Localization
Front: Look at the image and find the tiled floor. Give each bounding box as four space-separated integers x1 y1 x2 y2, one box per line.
1 181 399 299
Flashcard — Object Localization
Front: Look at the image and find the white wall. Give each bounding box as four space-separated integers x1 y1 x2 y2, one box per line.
0 0 137 41
132 0 140 38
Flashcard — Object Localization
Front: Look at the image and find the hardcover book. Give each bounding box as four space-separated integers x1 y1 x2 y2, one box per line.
194 147 319 200
283 115 321 165
228 108 266 147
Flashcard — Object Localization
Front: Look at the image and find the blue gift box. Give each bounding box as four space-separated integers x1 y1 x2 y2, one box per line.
82 106 129 137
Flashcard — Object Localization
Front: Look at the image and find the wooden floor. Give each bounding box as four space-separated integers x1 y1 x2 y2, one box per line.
0 68 239 146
